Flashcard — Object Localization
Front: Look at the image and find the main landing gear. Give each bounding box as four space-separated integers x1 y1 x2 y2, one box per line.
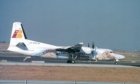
67 54 77 63
67 60 75 63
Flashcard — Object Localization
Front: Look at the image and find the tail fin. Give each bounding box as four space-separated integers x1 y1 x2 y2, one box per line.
8 22 28 51
11 22 27 39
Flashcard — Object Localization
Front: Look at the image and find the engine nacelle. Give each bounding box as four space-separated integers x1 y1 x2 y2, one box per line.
81 47 93 54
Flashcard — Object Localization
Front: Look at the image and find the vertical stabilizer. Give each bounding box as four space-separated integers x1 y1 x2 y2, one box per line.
8 22 27 51
11 22 27 39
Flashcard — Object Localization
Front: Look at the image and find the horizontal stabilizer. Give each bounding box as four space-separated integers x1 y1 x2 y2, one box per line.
16 42 28 50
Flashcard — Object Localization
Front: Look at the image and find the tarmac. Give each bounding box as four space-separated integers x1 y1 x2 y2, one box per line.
0 53 140 67
0 62 137 68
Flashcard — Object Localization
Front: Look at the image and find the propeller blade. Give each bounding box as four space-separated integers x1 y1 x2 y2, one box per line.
92 42 95 48
88 43 90 47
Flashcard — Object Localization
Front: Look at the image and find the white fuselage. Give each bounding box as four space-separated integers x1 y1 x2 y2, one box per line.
8 22 125 62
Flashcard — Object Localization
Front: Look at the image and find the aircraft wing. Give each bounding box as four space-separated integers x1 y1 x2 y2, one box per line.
56 42 83 53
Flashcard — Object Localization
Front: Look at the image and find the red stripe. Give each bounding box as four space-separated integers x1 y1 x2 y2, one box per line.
12 30 19 38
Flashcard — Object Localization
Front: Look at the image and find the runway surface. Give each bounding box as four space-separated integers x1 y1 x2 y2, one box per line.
0 62 137 68
0 61 140 82
0 53 140 67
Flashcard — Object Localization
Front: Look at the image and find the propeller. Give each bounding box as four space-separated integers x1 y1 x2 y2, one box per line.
88 43 90 47
92 42 95 49
87 42 97 60
87 42 95 49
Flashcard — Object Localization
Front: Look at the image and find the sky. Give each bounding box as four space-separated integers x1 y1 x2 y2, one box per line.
0 0 140 51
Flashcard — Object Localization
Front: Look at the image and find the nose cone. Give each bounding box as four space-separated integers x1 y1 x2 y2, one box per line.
114 54 125 59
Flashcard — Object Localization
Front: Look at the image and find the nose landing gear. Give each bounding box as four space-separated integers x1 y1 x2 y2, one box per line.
114 59 119 64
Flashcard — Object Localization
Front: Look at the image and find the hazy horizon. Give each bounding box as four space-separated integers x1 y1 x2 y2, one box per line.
0 0 140 51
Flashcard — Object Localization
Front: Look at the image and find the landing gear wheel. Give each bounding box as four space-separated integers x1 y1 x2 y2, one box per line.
67 60 75 63
72 60 75 64
67 60 72 63
114 61 118 64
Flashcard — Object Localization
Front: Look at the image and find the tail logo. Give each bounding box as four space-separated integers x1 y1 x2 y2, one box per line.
12 29 23 38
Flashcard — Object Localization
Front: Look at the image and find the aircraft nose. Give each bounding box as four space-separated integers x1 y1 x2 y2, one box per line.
114 54 125 59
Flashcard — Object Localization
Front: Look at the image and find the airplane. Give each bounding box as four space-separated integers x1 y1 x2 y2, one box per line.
7 22 125 63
